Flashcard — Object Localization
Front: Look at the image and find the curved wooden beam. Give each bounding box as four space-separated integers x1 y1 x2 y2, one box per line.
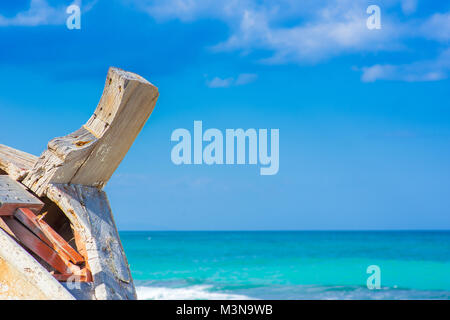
23 67 159 196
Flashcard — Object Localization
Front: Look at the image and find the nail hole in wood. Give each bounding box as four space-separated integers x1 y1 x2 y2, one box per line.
74 141 91 147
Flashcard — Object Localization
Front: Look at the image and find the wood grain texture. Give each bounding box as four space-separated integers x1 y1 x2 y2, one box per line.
0 227 75 300
0 176 44 216
46 183 136 300
23 67 159 196
0 144 37 181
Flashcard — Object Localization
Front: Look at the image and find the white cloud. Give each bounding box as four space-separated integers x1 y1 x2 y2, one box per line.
0 0 95 27
140 0 384 63
132 0 450 71
359 12 450 82
207 76 234 88
418 12 450 42
361 49 450 82
401 0 418 15
0 0 64 26
7 0 447 83
206 73 258 88
235 73 258 85
213 7 403 64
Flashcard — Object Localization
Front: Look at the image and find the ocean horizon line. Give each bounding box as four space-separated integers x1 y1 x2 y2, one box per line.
119 229 450 232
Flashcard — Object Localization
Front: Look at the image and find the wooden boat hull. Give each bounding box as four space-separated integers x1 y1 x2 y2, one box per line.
0 67 159 300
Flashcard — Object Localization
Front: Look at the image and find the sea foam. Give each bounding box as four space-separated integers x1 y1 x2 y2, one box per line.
136 285 253 300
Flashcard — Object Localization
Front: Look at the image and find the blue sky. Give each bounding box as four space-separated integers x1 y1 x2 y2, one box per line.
0 0 449 230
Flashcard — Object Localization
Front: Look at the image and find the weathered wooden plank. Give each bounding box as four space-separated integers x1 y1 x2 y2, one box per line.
13 209 51 245
0 144 37 181
46 183 136 300
14 208 85 265
3 217 71 275
0 227 75 300
37 216 85 266
0 256 50 300
0 175 44 216
23 67 159 196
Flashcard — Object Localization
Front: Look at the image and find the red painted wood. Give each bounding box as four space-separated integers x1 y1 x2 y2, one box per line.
14 208 84 265
3 218 71 274
13 208 52 246
38 219 85 265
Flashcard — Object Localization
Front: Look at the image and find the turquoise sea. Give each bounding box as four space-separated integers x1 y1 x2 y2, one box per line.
120 231 450 300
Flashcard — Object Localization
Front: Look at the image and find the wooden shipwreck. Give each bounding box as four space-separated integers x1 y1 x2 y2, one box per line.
0 67 159 300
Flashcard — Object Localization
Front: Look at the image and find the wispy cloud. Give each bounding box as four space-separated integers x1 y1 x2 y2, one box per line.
212 3 408 64
207 76 234 88
401 0 418 15
0 0 65 26
0 0 95 27
418 12 450 42
235 73 258 85
206 73 258 88
131 0 450 81
361 49 450 82
132 1 437 62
